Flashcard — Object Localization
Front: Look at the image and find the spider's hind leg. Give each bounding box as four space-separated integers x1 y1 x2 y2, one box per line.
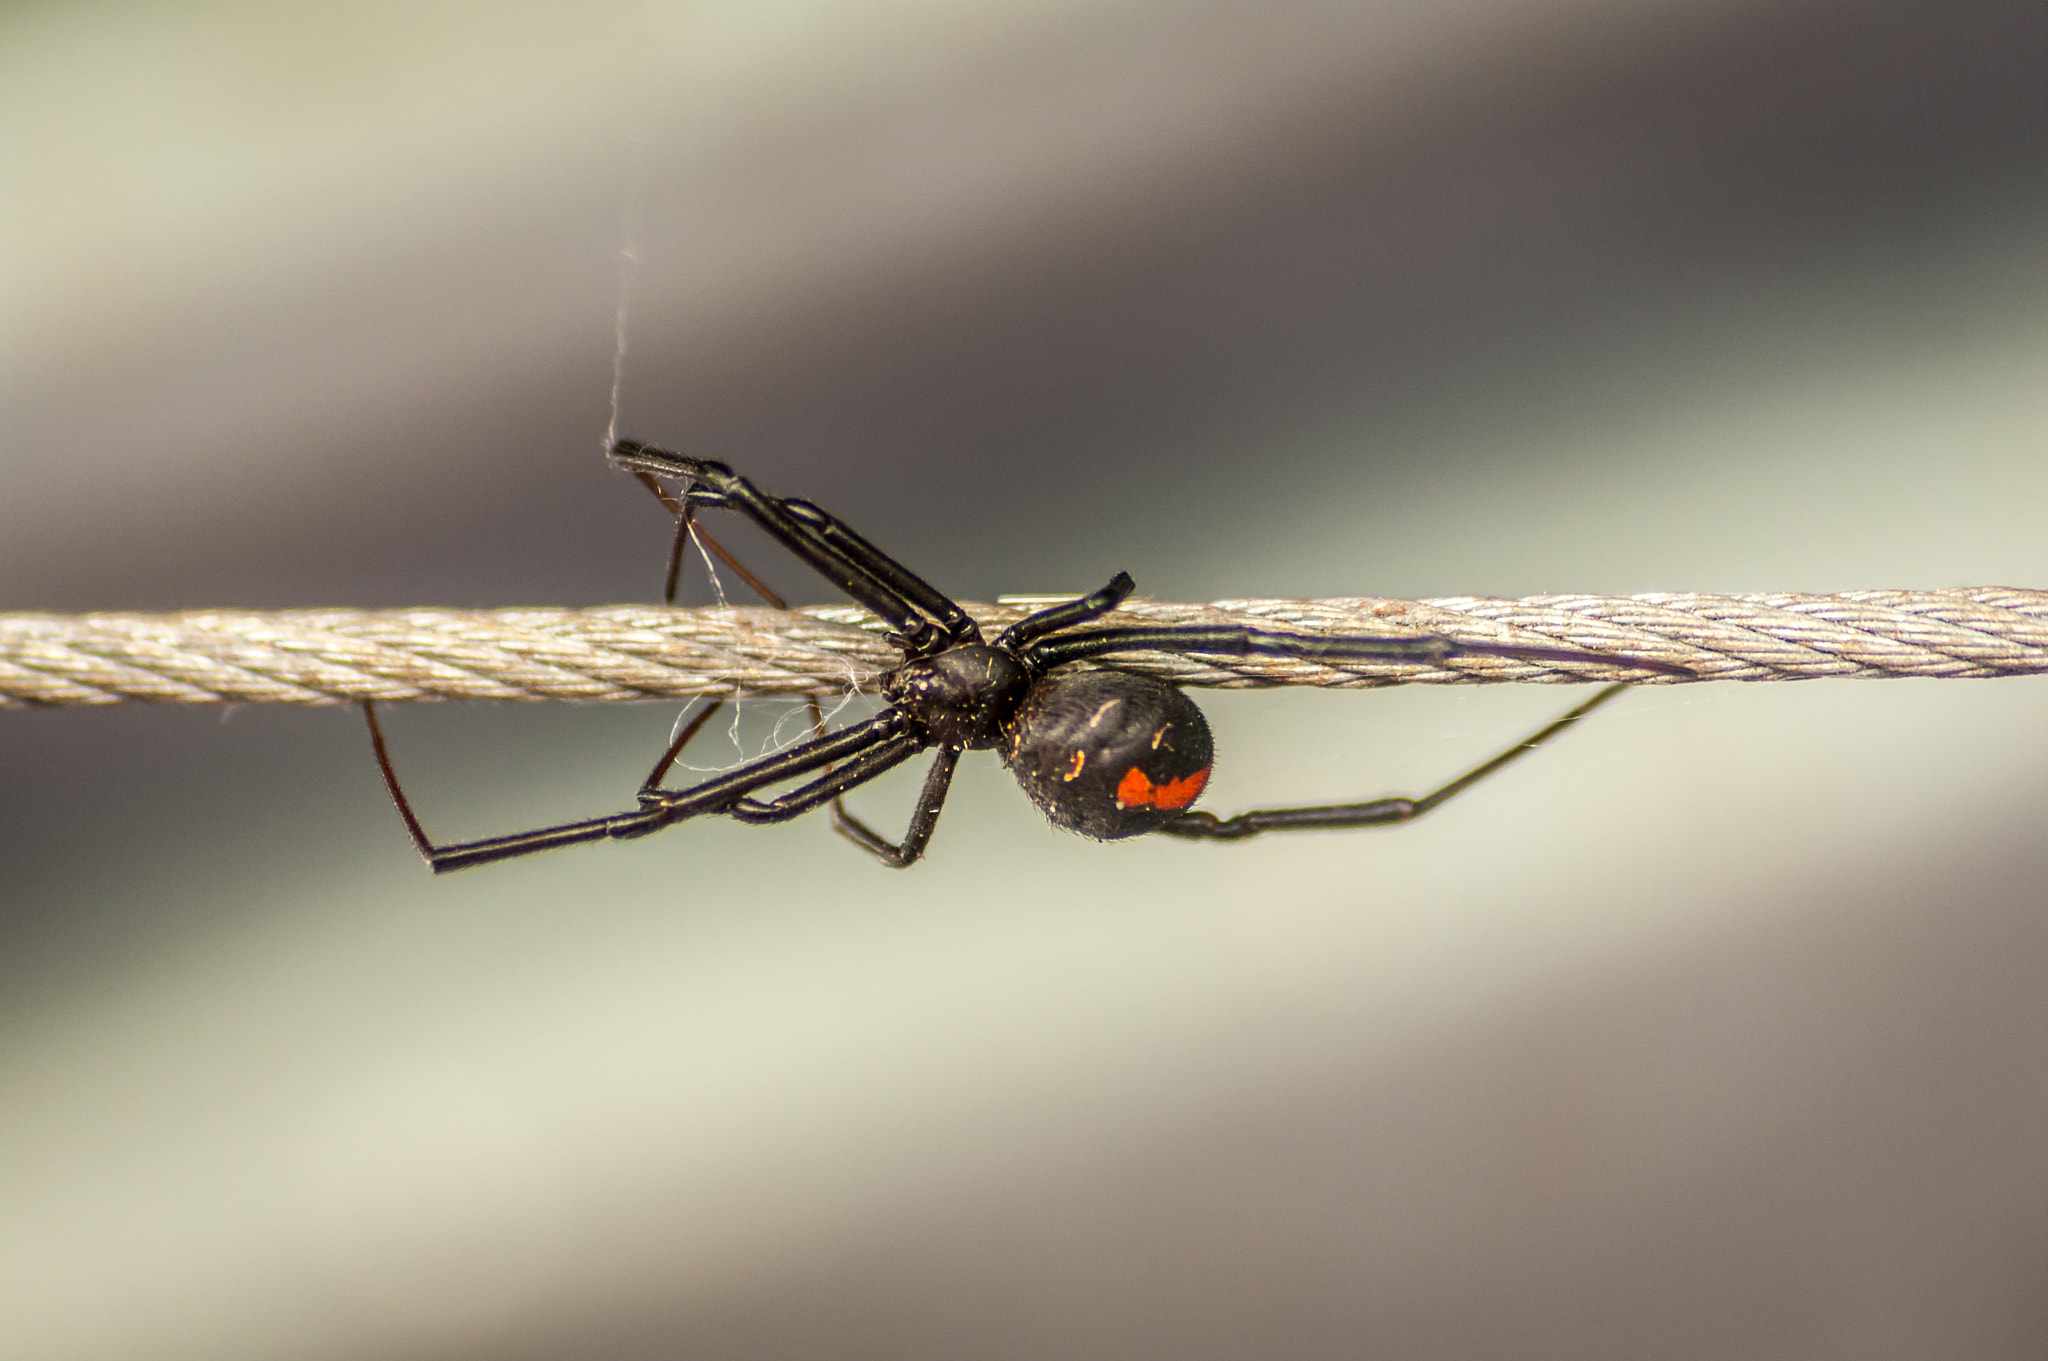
1154 682 1631 841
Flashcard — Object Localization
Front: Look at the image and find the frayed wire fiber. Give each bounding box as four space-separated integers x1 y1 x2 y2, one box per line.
4 588 2048 708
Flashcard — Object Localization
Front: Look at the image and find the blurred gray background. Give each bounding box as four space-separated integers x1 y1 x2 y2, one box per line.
4 2 2047 1357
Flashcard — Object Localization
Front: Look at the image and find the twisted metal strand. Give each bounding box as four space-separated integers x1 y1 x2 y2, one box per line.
2 588 2045 708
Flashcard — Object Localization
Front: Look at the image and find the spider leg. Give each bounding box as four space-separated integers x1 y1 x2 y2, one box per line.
630 471 787 606
634 471 899 854
630 477 881 834
826 745 963 867
1024 625 1690 679
726 730 935 825
365 699 679 872
365 703 909 873
993 573 1136 652
779 496 979 649
652 682 950 870
641 699 726 790
778 672 960 867
635 712 910 813
610 440 972 655
1153 682 1630 842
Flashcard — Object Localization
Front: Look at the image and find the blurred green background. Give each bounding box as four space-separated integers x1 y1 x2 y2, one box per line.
4 2 2046 1357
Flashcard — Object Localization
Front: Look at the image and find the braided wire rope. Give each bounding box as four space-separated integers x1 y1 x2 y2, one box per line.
4 588 2045 708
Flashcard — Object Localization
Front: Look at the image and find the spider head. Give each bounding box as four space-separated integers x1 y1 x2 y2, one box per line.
1000 667 1213 839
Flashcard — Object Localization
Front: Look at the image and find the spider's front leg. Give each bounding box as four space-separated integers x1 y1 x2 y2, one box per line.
365 700 695 873
1152 682 1631 841
367 706 918 873
609 440 975 656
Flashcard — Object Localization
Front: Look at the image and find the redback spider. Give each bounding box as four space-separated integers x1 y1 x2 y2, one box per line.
365 441 1687 870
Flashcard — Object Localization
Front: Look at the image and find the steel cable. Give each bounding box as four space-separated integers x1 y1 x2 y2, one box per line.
3 587 2046 708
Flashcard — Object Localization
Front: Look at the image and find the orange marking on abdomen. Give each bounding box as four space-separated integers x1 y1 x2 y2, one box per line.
1115 764 1211 811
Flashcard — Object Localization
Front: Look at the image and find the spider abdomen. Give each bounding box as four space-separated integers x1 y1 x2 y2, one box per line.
1001 668 1214 839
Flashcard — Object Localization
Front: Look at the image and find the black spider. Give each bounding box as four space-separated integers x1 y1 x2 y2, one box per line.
366 441 1686 871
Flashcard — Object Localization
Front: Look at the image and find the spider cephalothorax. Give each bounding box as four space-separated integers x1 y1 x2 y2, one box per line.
365 441 1686 872
882 645 1029 749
